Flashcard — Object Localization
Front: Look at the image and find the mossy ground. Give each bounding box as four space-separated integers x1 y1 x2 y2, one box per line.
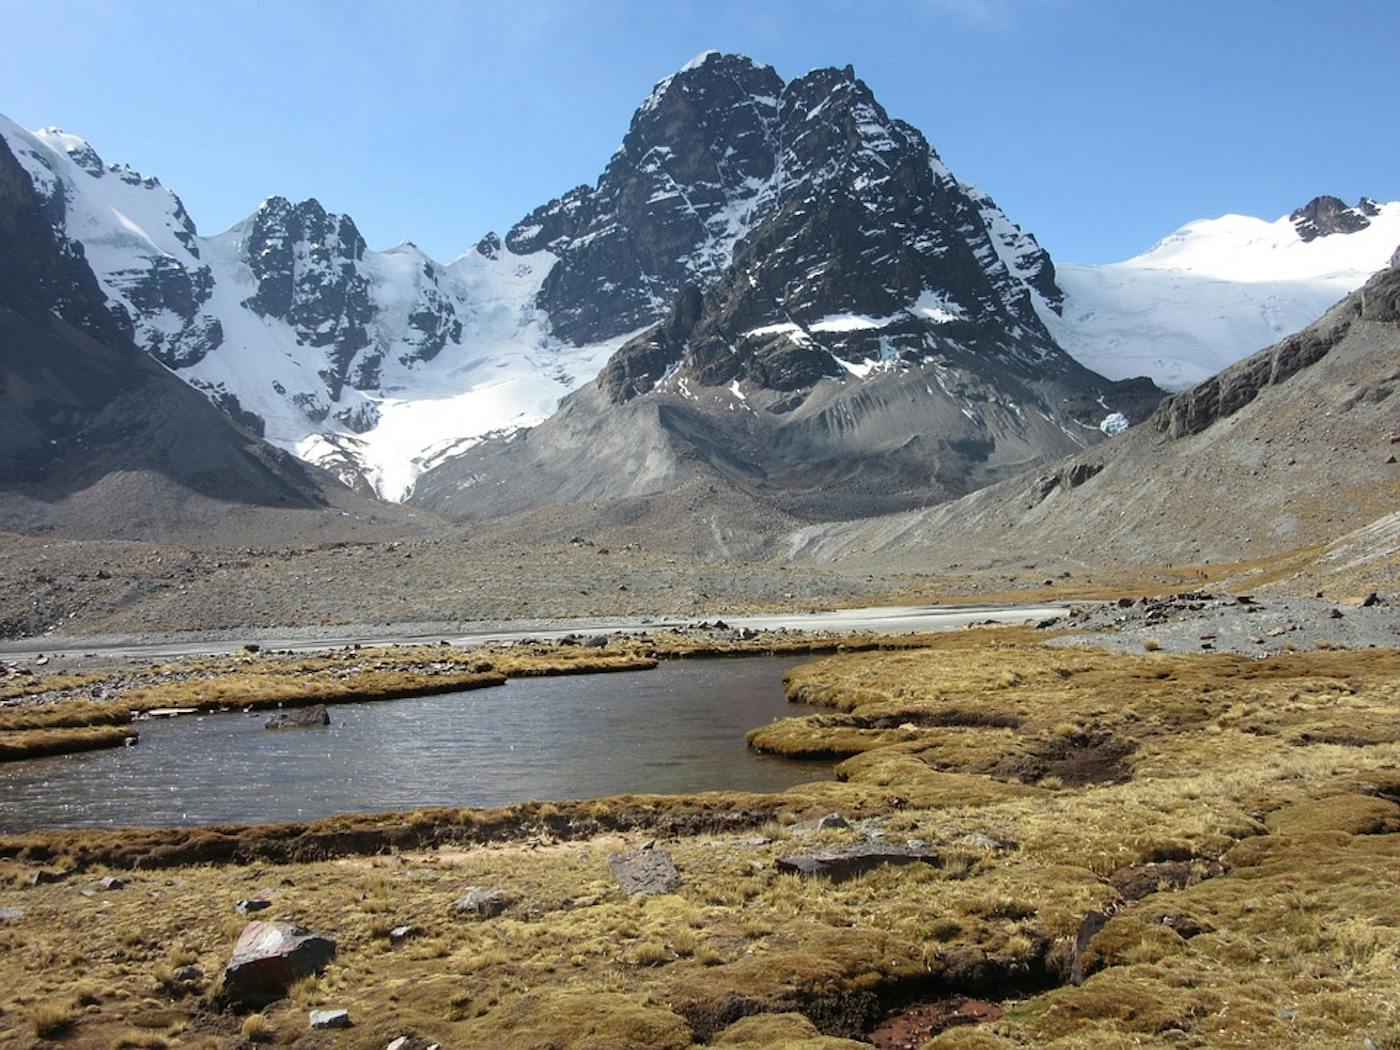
0 634 1396 1048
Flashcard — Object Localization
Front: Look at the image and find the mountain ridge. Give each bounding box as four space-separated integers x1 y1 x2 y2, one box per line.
2 54 1395 509
784 257 1400 571
0 130 423 544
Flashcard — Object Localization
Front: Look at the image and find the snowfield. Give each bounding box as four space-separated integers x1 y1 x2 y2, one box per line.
1048 202 1400 388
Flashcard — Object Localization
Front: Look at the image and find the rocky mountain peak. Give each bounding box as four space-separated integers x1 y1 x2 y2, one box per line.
1290 195 1374 242
474 231 502 259
241 196 373 398
505 52 1062 357
36 126 105 177
409 55 1153 525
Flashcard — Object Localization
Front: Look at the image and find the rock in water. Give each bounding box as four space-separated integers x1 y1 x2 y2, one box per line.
775 845 940 882
452 887 511 918
608 844 682 896
264 704 330 729
221 921 336 1004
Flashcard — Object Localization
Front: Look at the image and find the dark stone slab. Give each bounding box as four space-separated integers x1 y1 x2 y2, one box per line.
775 845 940 882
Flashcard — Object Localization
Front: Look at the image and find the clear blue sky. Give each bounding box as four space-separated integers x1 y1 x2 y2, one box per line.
2 0 1395 264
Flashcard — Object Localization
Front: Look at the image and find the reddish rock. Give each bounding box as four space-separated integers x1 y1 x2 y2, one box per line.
222 921 336 1003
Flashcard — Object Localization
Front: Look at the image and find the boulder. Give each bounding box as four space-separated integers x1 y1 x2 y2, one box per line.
0 907 23 921
98 876 127 891
28 869 69 886
264 704 330 729
608 844 682 896
235 897 272 915
388 924 417 945
775 845 940 882
310 1009 352 1030
221 921 336 1004
385 1038 441 1050
452 887 511 918
815 812 849 831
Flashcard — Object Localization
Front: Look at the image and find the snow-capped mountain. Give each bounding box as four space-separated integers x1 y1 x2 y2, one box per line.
409 55 1159 523
6 51 1391 514
0 114 635 500
0 127 403 542
0 53 1134 509
1049 195 1400 389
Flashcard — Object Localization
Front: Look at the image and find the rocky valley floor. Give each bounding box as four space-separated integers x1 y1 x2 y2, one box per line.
4 515 1387 646
0 629 1397 1048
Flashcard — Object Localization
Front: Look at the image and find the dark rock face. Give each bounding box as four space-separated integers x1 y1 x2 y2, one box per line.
474 231 502 259
510 53 1064 354
414 54 1157 524
243 197 375 399
608 843 682 895
106 254 223 367
1290 195 1373 242
507 54 786 343
263 704 330 729
221 921 336 1004
774 845 940 882
240 199 464 404
599 285 704 402
0 134 133 347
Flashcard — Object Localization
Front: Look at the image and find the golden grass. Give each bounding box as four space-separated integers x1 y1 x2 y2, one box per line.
0 724 136 762
28 996 78 1037
0 639 1397 1048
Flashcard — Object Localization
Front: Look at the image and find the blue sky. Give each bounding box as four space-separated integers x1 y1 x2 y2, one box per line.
2 0 1395 264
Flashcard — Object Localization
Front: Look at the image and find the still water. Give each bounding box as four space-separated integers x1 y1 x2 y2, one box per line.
0 657 830 830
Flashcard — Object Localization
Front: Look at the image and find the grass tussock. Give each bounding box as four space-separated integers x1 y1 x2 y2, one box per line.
0 724 136 762
29 997 78 1037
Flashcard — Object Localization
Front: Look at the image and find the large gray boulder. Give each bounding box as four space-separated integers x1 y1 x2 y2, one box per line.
452 887 511 918
222 921 336 1004
608 843 682 896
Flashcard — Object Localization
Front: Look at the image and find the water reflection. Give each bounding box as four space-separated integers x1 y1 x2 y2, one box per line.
0 657 830 829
